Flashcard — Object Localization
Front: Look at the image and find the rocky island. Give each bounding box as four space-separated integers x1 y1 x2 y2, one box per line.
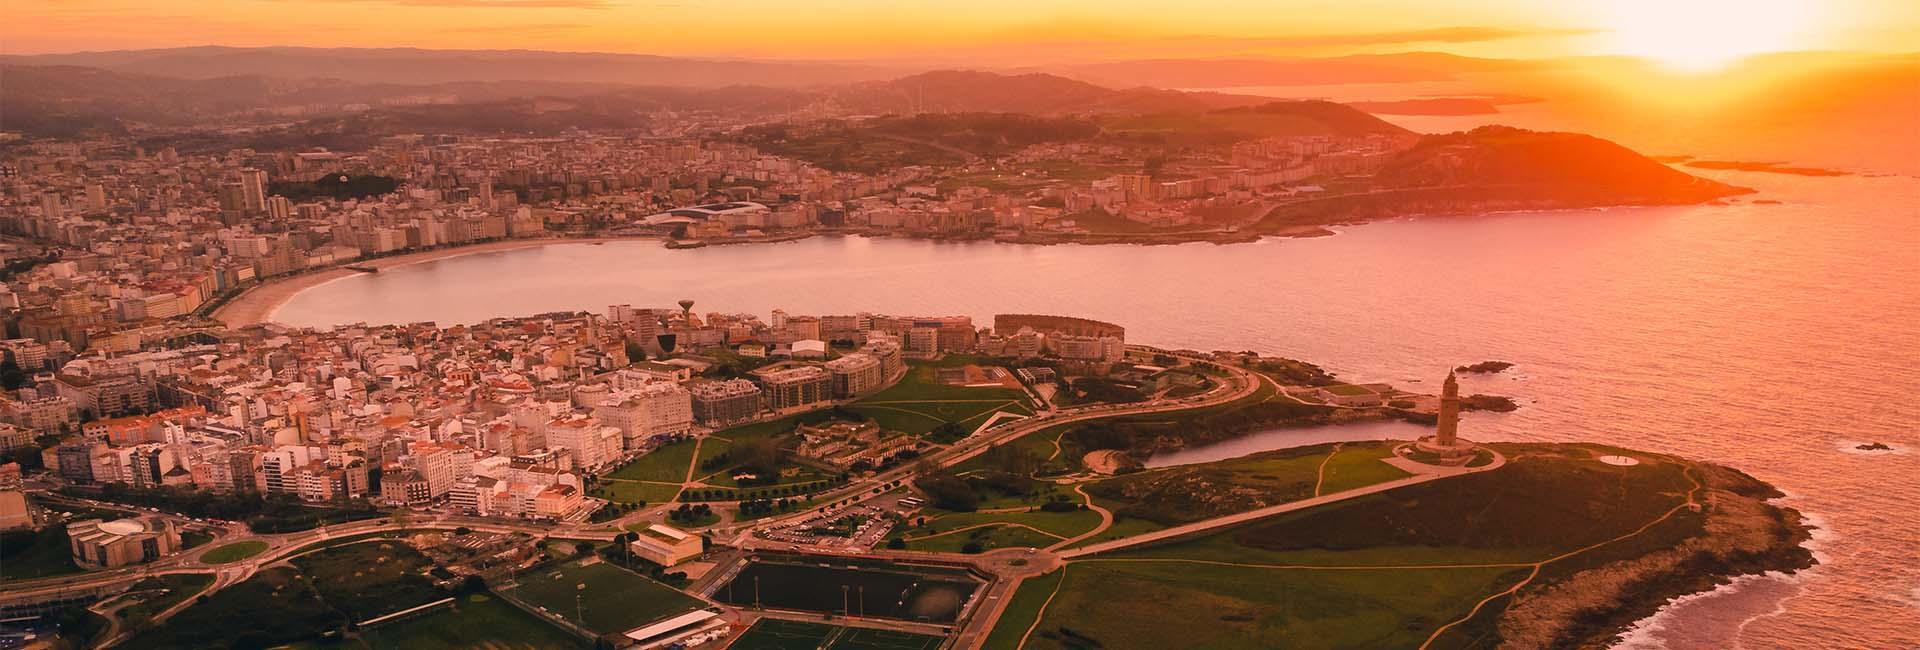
1457 360 1516 374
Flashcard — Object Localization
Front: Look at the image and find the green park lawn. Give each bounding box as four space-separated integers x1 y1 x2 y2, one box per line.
1012 560 1525 650
1081 443 1335 525
0 525 83 581
200 540 269 564
608 439 699 483
503 560 703 635
848 358 1032 436
1316 441 1414 494
111 573 215 628
900 523 1062 553
358 592 586 650
919 508 1103 540
1322 383 1375 396
1055 515 1165 551
291 541 445 621
980 570 1065 649
127 567 346 649
993 443 1711 649
593 479 682 506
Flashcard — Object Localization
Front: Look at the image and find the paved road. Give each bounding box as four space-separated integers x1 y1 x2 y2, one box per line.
718 348 1261 545
8 348 1258 648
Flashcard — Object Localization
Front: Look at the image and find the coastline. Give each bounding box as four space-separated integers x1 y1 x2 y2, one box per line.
211 188 1749 330
211 236 655 327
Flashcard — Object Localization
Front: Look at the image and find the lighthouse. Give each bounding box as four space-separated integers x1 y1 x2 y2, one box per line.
1435 370 1461 447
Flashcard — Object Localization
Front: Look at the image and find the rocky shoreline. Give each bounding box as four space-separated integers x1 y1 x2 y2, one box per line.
1499 459 1817 648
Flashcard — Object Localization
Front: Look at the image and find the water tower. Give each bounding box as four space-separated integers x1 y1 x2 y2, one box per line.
678 299 695 321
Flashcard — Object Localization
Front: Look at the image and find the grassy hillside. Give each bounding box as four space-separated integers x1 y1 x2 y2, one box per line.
997 443 1815 649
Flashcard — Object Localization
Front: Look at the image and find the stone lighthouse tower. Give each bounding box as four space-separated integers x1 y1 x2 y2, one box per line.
1435 370 1461 447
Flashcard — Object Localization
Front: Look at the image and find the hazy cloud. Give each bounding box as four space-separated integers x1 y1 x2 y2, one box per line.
1219 26 1594 49
440 22 589 35
287 0 612 8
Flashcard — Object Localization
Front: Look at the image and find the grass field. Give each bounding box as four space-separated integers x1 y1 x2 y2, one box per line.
503 560 703 635
609 439 699 483
127 567 346 649
0 525 83 581
920 508 1104 540
360 593 587 650
112 573 215 628
1321 383 1375 396
980 570 1065 649
1016 561 1524 650
829 626 945 650
849 359 1031 436
908 524 1061 553
1317 442 1413 494
1055 515 1165 551
730 619 837 650
991 443 1718 649
730 619 944 650
1082 443 1334 525
200 539 269 564
593 479 682 505
710 414 817 449
292 541 445 622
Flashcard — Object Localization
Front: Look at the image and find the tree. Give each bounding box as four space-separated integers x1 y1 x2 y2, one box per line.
887 538 907 550
732 437 785 476
624 340 647 363
573 541 594 557
916 474 979 512
0 359 28 390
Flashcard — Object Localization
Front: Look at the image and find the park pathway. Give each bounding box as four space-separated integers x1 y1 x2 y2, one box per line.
1046 486 1113 551
1313 442 1345 497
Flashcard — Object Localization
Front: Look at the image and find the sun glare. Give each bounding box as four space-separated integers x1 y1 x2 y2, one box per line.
1600 0 1818 72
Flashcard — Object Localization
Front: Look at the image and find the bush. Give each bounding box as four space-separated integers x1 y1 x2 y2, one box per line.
916 474 979 512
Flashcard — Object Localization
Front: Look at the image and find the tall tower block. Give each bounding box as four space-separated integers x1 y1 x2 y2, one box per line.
1435 371 1461 446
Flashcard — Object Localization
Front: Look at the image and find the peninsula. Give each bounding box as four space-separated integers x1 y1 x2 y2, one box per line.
0 304 1813 650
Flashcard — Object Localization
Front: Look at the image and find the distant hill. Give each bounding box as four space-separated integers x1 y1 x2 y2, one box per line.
733 101 1407 173
1041 52 1535 89
1257 125 1747 233
1373 126 1747 202
1102 100 1414 147
820 70 1267 115
0 46 900 87
0 65 1278 140
1348 98 1502 115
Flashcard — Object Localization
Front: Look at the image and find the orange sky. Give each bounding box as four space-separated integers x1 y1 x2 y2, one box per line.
4 0 1918 67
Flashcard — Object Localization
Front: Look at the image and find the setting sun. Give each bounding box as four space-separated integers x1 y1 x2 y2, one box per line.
1599 0 1820 71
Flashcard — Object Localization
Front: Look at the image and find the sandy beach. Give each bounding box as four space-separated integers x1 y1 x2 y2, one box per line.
211 236 653 327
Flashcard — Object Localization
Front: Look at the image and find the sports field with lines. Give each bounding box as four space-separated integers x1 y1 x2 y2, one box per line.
729 619 944 650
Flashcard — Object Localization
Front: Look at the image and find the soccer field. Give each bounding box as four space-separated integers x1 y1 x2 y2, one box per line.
502 560 703 635
729 619 945 650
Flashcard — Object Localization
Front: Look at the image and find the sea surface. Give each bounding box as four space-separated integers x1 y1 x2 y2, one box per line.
275 171 1920 648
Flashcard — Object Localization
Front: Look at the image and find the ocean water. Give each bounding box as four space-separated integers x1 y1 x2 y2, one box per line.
276 170 1920 648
